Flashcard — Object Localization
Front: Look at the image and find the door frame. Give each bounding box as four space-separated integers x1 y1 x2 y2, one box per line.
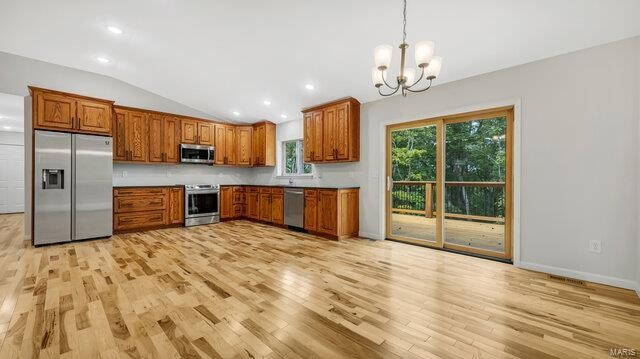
385 106 514 260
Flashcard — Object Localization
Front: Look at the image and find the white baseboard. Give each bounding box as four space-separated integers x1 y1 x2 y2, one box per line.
518 261 637 290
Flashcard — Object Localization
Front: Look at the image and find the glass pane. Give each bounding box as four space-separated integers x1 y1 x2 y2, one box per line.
284 141 297 174
444 117 506 253
390 124 438 243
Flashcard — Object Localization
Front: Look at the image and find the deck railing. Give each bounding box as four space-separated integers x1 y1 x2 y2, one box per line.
391 180 505 223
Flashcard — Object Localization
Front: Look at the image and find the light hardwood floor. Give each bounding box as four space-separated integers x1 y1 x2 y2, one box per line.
0 213 639 358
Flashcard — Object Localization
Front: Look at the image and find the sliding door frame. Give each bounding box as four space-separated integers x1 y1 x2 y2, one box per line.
385 106 514 260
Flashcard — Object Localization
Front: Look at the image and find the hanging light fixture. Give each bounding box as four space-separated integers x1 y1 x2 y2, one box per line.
372 0 442 97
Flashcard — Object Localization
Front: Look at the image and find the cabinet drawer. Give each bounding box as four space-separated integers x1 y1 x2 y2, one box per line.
247 187 260 193
114 211 167 231
232 186 245 193
114 187 167 197
115 195 166 213
271 187 284 195
259 187 272 194
304 189 318 198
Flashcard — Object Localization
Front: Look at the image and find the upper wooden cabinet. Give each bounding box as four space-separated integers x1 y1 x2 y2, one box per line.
148 114 180 163
236 126 253 166
252 121 276 166
198 121 215 146
180 119 198 144
31 87 113 135
214 124 236 165
180 118 214 146
113 107 148 162
302 97 360 163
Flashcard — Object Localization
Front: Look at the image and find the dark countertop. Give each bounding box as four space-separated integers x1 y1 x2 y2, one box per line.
113 184 359 190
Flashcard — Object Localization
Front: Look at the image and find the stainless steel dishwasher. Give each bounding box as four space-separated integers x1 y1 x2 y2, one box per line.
284 188 304 228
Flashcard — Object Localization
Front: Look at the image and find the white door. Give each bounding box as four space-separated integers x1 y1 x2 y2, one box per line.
0 144 24 213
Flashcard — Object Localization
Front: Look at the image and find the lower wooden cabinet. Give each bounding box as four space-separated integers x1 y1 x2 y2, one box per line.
219 185 358 238
113 186 184 232
308 188 359 239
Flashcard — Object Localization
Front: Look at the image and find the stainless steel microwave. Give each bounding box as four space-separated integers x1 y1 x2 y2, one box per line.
180 144 215 164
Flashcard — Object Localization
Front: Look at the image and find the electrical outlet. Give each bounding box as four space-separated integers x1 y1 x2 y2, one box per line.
588 240 602 253
122 171 127 177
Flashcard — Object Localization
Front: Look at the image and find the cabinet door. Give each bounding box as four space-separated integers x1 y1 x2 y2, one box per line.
247 191 259 219
168 187 184 224
312 111 324 161
113 109 127 161
77 99 112 134
334 102 350 160
148 113 164 163
225 126 236 165
252 124 265 165
317 190 338 235
259 193 272 222
220 187 233 219
236 126 252 166
128 111 148 162
271 194 284 224
198 122 215 145
214 124 226 164
181 119 198 144
322 106 336 161
35 91 76 130
303 113 314 162
163 116 180 163
304 190 318 231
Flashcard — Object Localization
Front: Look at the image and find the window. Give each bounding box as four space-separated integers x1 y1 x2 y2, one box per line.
282 139 312 175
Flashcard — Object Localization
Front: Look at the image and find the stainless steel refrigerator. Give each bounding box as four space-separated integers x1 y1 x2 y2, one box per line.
34 130 113 245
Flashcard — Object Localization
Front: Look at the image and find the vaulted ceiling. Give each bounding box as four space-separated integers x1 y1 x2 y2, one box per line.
1 0 639 123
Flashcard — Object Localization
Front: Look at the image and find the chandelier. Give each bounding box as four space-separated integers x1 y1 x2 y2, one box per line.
372 0 442 97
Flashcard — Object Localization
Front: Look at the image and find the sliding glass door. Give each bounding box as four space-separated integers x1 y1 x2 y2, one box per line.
386 107 513 260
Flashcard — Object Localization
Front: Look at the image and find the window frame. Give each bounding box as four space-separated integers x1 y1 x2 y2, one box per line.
281 139 312 176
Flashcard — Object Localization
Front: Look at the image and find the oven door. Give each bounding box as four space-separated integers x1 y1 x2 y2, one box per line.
185 189 219 218
180 144 214 164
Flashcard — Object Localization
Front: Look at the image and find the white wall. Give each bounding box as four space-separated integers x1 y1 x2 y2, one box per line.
0 131 23 146
268 37 640 290
112 163 250 187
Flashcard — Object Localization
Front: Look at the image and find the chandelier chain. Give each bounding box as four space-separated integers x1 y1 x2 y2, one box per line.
402 0 407 44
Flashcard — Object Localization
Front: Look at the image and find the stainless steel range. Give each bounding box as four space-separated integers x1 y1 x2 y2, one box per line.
185 184 220 227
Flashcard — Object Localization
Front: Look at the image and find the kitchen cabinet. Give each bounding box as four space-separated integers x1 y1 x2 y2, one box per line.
259 188 272 222
163 115 181 163
252 121 276 166
271 189 284 225
304 189 318 231
31 87 113 135
236 126 253 166
198 121 215 146
317 189 338 235
113 107 148 162
303 110 323 162
220 186 234 219
180 118 215 146
302 97 360 163
214 124 236 165
168 187 184 224
247 187 260 219
113 186 184 232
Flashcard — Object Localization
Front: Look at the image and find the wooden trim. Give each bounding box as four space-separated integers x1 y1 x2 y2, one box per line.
28 86 115 104
301 97 360 113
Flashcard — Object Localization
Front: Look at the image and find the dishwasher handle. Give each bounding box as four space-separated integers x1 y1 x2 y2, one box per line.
284 189 304 195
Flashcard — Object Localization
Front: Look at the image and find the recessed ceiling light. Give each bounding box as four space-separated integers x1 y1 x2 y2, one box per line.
305 84 315 90
2 126 11 130
280 114 288 119
232 111 240 116
96 56 110 64
106 25 123 35
263 100 271 106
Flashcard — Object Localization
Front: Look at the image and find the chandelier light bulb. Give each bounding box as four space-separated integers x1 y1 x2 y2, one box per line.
425 56 442 79
372 68 384 87
374 45 393 70
414 40 434 68
402 68 415 87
